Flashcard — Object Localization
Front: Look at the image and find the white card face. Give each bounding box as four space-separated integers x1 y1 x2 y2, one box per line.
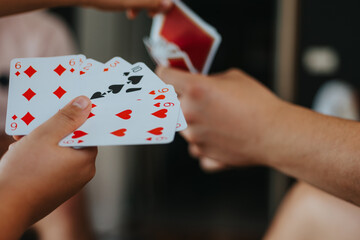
104 57 132 77
131 62 187 131
60 86 180 146
79 58 104 77
78 54 87 67
6 55 82 135
6 56 186 146
176 106 187 131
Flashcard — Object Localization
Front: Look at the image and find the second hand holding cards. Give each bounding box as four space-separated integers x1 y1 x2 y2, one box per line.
144 0 222 74
6 55 187 147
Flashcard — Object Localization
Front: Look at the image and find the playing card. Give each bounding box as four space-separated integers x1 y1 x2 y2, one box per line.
79 58 104 77
87 61 147 105
144 37 196 73
150 0 221 74
128 62 187 131
6 55 83 135
60 85 180 146
6 55 187 147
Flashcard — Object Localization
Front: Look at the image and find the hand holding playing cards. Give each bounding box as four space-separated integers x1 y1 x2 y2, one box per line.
0 96 97 240
158 67 360 206
157 66 283 170
85 0 172 15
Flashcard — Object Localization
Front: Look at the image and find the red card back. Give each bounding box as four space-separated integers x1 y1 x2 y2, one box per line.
160 5 214 73
168 57 191 72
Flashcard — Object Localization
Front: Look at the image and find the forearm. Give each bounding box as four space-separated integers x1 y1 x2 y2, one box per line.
0 0 78 17
0 180 30 240
264 102 360 205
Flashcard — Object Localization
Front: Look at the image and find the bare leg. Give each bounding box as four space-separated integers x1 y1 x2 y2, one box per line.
264 182 360 240
34 190 96 240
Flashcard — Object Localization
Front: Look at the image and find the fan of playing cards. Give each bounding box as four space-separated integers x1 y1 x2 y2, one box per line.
5 55 187 147
144 0 221 74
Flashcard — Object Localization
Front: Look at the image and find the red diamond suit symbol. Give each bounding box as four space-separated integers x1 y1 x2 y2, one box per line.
22 88 36 101
53 86 67 99
54 64 66 76
21 112 35 125
24 66 37 78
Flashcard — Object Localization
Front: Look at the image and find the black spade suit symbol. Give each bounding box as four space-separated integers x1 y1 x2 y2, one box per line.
90 92 106 100
108 84 124 94
127 75 143 85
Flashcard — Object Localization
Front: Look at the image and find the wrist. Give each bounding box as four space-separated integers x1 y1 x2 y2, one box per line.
254 99 297 167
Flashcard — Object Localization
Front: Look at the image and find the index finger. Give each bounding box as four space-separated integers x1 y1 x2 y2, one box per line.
122 0 172 11
156 66 202 96
13 135 24 141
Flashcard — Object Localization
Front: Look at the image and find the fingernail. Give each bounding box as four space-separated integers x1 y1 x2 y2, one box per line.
72 96 89 110
161 0 172 9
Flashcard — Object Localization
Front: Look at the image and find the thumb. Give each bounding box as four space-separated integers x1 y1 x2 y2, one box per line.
30 96 92 144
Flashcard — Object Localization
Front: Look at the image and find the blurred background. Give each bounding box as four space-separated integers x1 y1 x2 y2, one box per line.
5 0 358 239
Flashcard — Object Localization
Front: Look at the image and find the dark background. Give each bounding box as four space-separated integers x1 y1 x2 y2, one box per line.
125 1 276 239
297 0 360 107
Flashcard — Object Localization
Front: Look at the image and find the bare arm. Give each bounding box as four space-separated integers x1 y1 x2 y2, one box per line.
0 96 97 240
0 0 172 17
157 67 360 206
266 102 360 205
0 0 74 17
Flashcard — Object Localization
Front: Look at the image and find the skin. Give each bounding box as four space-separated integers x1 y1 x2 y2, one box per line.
264 182 360 240
0 96 97 240
0 0 172 17
0 1 171 238
34 190 95 240
157 66 360 206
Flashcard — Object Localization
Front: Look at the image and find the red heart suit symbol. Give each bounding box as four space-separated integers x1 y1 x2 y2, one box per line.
111 128 127 137
154 95 165 100
152 109 168 118
80 71 85 75
88 112 95 119
146 137 152 141
72 130 88 139
154 102 161 107
148 127 163 135
149 90 156 95
116 110 132 120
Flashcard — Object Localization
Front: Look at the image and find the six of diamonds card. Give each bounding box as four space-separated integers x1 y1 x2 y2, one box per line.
5 55 187 147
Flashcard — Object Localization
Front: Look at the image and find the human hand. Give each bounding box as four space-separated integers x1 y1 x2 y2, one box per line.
82 0 173 19
157 67 286 171
0 96 97 239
